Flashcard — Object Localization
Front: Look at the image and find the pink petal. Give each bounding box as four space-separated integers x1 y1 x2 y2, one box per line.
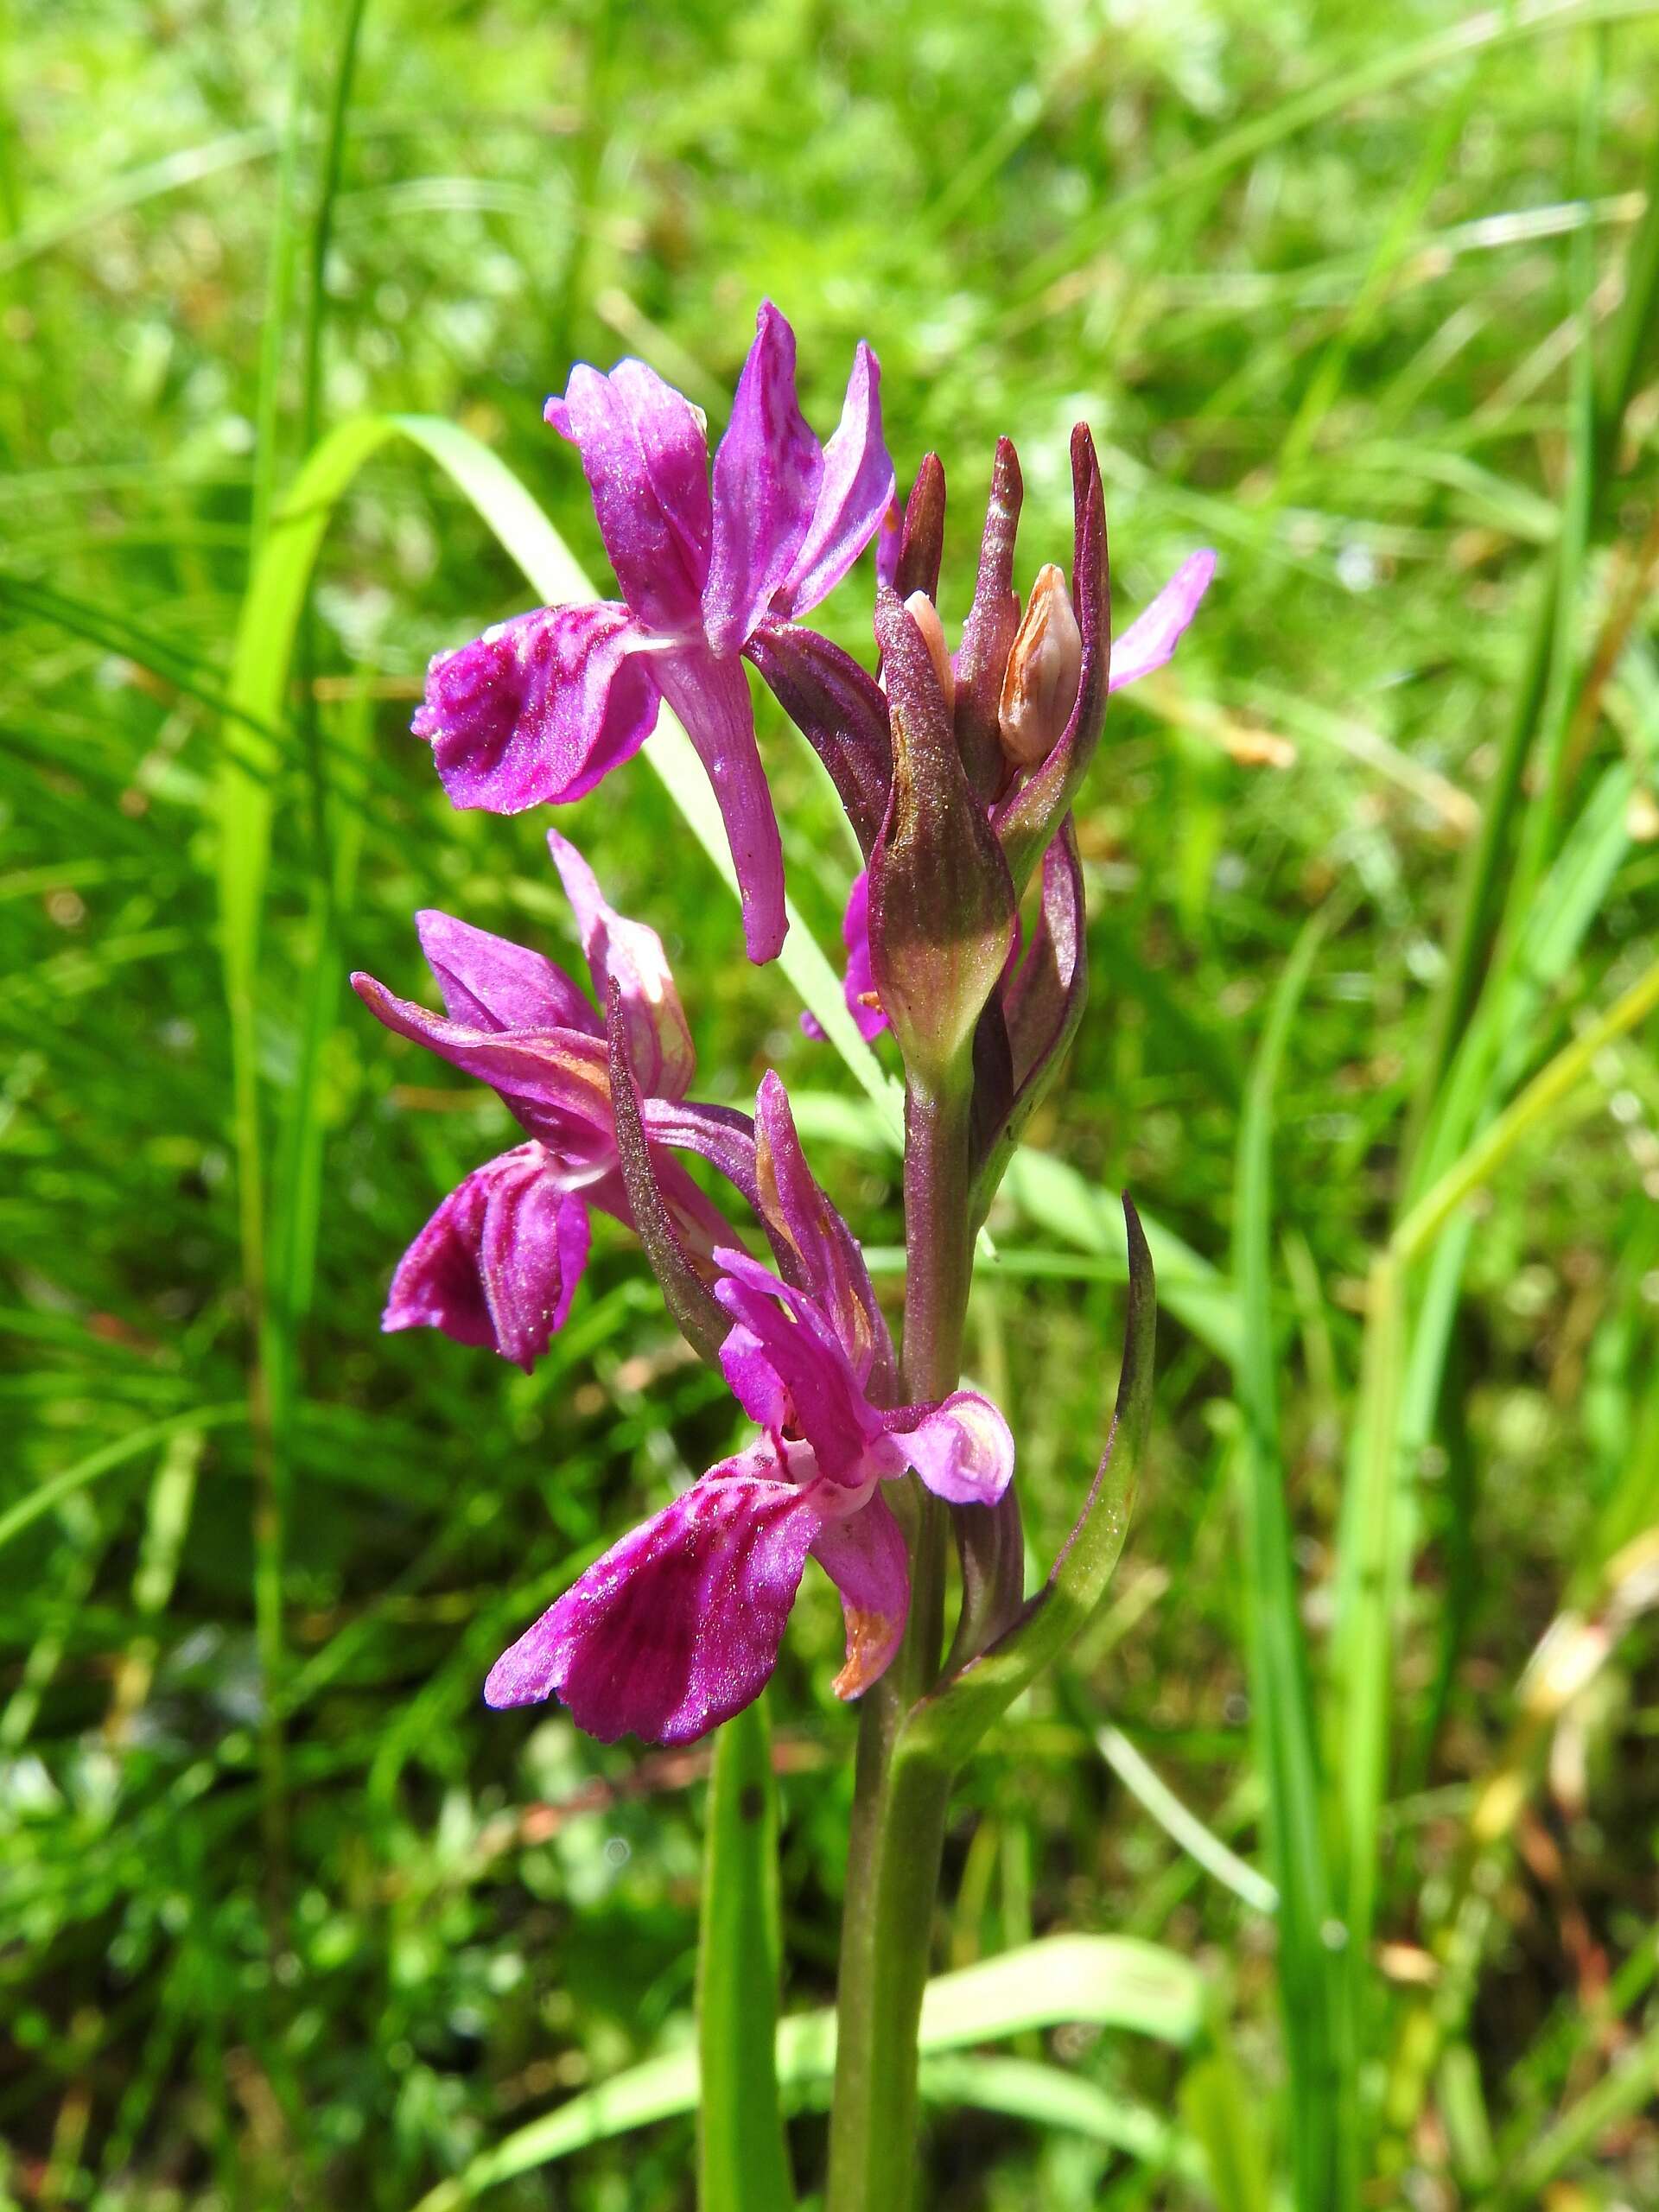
550 359 712 632
839 869 889 1040
772 341 894 620
485 1451 823 1744
799 868 887 1044
414 603 662 813
640 1096 762 1211
653 1147 742 1268
385 1145 590 1370
351 972 617 1179
887 1389 1015 1507
546 830 696 1100
875 492 904 593
753 1071 897 1402
702 302 823 656
810 1487 910 1698
652 644 787 964
1107 550 1217 692
414 910 598 1038
714 1248 884 1486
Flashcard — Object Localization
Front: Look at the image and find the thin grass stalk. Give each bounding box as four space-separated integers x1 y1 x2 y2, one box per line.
250 0 311 550
1332 1249 1407 2124
1408 116 1659 1148
1335 950 1659 2146
238 0 314 1866
1231 912 1347 2211
235 0 370 1881
697 1697 794 2212
1335 48 1643 2162
1497 31 1603 908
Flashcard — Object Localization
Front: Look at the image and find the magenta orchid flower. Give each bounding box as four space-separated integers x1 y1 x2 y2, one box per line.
485 1243 1014 1744
351 830 722 1370
354 322 1200 2202
412 302 894 967
817 548 1217 1041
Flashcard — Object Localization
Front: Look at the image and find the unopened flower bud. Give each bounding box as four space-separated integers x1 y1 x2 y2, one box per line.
903 590 955 717
997 563 1083 771
867 588 1016 1088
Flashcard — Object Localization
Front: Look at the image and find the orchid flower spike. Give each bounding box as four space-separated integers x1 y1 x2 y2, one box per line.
413 302 894 965
485 1244 1014 1744
350 830 725 1370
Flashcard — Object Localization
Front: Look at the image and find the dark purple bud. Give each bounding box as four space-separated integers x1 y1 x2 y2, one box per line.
892 453 946 604
953 437 1024 800
995 427 1110 892
745 620 892 858
968 996 1014 1176
946 1486 1027 1671
971 818 1089 1210
1005 817 1089 1093
866 588 1018 1090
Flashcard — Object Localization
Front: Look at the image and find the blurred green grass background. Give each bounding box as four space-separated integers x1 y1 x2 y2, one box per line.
3 0 1659 2205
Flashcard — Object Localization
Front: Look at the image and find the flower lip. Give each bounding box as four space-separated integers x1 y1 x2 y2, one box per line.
482 1187 1015 1742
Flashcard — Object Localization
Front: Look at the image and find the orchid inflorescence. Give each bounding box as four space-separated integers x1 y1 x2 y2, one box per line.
355 302 1212 1751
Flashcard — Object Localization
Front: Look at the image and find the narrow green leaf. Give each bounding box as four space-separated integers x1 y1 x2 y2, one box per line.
911 1932 1204 2050
899 1198 1156 1771
1331 1248 1406 2123
914 2056 1194 2176
697 1699 794 2212
1397 952 1659 1265
409 1933 1205 2209
1409 59 1659 1138
1501 2016 1659 2204
1096 1726 1278 1916
1179 2036 1274 2212
0 1407 245 1555
1231 915 1346 2211
219 410 398 1302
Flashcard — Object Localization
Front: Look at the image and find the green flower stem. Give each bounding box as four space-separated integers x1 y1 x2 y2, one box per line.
825 1064 976 2212
823 1737 953 2212
896 1071 977 1402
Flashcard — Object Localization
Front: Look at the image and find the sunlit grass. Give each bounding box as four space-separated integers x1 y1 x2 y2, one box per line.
3 1 1658 2205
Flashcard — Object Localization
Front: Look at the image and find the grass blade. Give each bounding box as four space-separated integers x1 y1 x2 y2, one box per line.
1096 1726 1278 1916
696 1702 793 2210
1397 952 1659 1265
1409 110 1659 1139
1231 912 1346 2211
0 1406 245 1556
411 1934 1205 2209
